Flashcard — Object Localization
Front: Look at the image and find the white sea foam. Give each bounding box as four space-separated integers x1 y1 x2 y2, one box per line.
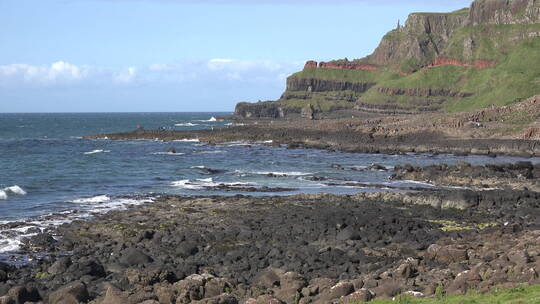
5 185 27 196
171 178 252 190
151 152 185 156
238 171 311 177
173 138 200 142
196 150 226 154
0 196 154 253
0 185 27 200
84 149 110 155
175 123 199 127
71 195 111 204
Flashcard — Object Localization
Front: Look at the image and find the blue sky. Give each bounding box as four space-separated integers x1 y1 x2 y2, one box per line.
0 0 471 112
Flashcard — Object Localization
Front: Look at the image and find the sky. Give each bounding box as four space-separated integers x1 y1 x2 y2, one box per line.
0 0 472 113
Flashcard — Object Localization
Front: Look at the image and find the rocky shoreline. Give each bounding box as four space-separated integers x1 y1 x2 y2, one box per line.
83 122 540 158
1 162 539 303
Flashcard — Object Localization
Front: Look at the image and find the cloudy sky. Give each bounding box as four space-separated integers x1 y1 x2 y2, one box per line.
0 0 471 112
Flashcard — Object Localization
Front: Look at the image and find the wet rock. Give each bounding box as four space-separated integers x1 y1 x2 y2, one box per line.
48 257 72 275
67 259 106 278
6 286 40 304
368 164 388 171
119 248 153 266
48 281 89 304
20 233 57 252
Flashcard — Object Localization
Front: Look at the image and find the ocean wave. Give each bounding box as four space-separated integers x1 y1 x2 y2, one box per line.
195 117 218 122
0 196 154 253
0 185 27 200
235 170 312 177
151 152 186 156
195 150 226 154
171 178 251 190
173 138 200 142
175 123 199 127
83 149 110 155
71 195 111 204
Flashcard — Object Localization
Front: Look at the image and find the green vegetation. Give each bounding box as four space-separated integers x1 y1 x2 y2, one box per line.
428 220 497 232
284 33 540 113
359 285 540 304
290 67 399 84
450 7 470 16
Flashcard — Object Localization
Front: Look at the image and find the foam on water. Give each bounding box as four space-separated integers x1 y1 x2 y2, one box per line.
171 178 252 190
237 171 312 177
0 186 27 200
151 152 186 156
0 195 154 253
173 138 200 142
71 195 111 204
5 186 27 196
83 149 110 155
175 123 199 127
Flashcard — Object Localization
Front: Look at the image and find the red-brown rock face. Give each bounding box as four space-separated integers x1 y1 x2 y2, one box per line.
304 61 318 69
428 57 496 69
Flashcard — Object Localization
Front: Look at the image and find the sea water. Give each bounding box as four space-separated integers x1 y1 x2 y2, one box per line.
0 112 539 254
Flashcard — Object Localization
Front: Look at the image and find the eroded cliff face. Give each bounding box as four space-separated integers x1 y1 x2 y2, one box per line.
470 0 540 25
235 0 540 119
286 77 375 93
366 12 469 68
235 102 284 119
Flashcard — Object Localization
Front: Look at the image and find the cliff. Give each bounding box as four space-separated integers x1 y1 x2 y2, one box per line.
235 0 540 118
366 10 469 69
470 0 540 25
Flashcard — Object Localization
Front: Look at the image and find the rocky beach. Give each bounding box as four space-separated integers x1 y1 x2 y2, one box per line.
1 163 540 303
3 0 540 302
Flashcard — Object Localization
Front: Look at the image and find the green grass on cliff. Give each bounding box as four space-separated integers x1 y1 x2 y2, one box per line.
449 37 540 111
286 35 540 113
362 285 540 304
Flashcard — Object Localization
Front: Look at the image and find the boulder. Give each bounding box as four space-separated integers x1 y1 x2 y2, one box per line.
191 294 238 304
48 281 89 304
119 248 153 266
100 286 129 304
0 297 15 304
253 268 282 289
6 286 40 304
340 289 374 303
336 227 361 241
316 281 354 302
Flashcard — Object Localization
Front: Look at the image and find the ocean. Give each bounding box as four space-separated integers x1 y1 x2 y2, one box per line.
0 112 539 255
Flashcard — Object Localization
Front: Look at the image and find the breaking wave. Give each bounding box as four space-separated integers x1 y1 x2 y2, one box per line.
0 186 27 200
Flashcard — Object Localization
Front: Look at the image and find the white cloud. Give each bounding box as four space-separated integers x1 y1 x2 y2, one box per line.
0 59 302 88
114 67 137 84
